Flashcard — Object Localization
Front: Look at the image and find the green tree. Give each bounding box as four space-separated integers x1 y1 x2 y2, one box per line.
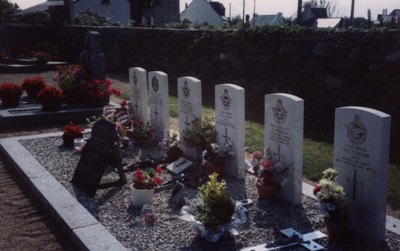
0 0 20 21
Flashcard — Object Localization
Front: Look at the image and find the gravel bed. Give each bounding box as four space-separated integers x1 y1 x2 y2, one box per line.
20 137 400 251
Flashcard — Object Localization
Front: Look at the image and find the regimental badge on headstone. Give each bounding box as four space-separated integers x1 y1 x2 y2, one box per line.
182 81 190 99
151 75 159 92
272 99 288 124
220 88 232 110
345 114 367 145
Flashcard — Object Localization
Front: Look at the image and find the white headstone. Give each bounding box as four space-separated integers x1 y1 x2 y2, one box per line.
215 84 245 179
264 93 304 205
334 106 391 242
178 76 202 153
148 71 169 141
129 67 149 123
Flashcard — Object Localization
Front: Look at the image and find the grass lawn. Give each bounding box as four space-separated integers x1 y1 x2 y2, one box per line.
113 81 400 212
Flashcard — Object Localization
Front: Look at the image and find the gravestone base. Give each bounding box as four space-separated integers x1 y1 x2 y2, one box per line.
0 99 118 128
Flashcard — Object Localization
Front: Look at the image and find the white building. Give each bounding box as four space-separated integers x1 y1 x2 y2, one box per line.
180 0 228 26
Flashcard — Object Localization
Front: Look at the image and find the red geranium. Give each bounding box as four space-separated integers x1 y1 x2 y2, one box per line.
132 167 164 189
0 82 23 98
63 122 85 137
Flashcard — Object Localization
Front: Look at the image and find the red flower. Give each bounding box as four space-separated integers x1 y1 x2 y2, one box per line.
134 169 146 182
313 184 322 195
152 176 164 186
120 100 127 107
252 150 262 159
155 165 163 174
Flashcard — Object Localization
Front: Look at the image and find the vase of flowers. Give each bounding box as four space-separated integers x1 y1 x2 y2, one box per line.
81 79 121 107
62 122 85 147
202 142 235 175
160 131 183 163
250 149 289 199
37 86 64 111
0 82 23 107
182 116 216 161
313 168 349 241
22 76 46 99
56 64 85 104
130 166 164 207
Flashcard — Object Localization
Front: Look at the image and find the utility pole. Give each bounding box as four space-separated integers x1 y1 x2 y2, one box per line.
253 0 256 27
350 0 355 26
297 0 302 25
229 3 231 20
242 0 245 26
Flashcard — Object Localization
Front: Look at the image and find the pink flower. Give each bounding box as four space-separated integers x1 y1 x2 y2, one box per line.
252 150 262 160
115 122 122 132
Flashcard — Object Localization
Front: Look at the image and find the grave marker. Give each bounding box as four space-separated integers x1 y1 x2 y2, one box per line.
148 71 169 141
215 84 245 179
334 106 391 242
264 93 304 205
178 77 202 157
79 31 105 80
129 67 149 123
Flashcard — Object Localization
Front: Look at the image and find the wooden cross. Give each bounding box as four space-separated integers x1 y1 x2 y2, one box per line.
346 169 363 201
153 105 159 128
184 116 191 129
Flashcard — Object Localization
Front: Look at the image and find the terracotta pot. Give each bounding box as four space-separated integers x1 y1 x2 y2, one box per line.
1 95 20 107
324 216 350 241
166 148 183 163
42 101 62 111
206 162 224 175
130 184 155 208
256 181 279 199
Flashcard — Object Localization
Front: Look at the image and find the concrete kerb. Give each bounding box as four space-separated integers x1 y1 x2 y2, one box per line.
0 133 128 251
0 132 399 250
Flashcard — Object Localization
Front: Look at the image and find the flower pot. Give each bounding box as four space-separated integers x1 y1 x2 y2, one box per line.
130 184 155 208
206 162 225 175
324 216 350 241
62 134 83 147
42 101 62 111
256 181 279 199
1 95 20 108
166 148 183 163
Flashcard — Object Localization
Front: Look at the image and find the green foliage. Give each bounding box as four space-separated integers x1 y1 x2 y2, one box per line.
73 9 120 26
182 115 216 149
196 173 235 229
0 0 19 21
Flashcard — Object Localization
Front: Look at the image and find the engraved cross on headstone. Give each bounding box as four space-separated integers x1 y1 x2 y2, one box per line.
273 144 285 162
184 116 191 129
153 105 159 128
346 169 364 201
133 99 139 115
223 127 230 143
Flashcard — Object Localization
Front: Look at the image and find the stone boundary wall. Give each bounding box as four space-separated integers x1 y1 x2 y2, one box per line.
5 24 400 162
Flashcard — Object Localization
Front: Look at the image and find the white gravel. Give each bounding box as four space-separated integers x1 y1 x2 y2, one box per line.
20 136 400 251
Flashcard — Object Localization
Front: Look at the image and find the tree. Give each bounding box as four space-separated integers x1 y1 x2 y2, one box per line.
0 0 20 21
309 0 339 18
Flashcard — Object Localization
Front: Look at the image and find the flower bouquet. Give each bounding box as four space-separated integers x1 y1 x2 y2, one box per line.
22 76 46 98
81 79 121 107
313 168 349 240
249 149 289 199
126 119 155 146
56 64 85 104
130 166 164 207
0 82 23 107
159 131 183 162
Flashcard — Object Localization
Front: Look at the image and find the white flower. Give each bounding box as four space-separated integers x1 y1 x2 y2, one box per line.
211 143 221 154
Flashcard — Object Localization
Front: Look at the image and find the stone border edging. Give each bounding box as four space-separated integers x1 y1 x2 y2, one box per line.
0 132 399 251
0 133 128 251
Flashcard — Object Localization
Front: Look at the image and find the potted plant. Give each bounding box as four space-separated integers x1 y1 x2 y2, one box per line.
130 166 164 207
62 122 85 147
313 168 349 241
81 79 121 107
159 130 183 163
249 149 289 199
56 64 88 104
202 142 235 175
0 82 22 107
181 116 216 160
126 119 155 146
22 76 46 99
37 85 64 111
194 173 235 242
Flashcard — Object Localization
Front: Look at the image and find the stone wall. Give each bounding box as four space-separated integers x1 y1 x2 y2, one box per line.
5 24 400 162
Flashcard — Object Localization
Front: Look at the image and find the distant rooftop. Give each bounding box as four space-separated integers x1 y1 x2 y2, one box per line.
14 0 64 16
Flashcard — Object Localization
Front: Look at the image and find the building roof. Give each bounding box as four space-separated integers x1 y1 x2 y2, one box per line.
317 18 342 28
311 8 328 19
14 0 64 16
250 13 283 27
180 0 227 26
389 9 400 16
209 2 225 17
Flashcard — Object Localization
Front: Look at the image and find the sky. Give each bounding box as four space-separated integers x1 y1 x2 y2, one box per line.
10 0 400 20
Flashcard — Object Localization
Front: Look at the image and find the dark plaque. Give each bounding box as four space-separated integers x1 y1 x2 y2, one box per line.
71 120 126 197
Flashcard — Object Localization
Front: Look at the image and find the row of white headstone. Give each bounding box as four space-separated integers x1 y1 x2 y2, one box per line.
128 66 391 243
